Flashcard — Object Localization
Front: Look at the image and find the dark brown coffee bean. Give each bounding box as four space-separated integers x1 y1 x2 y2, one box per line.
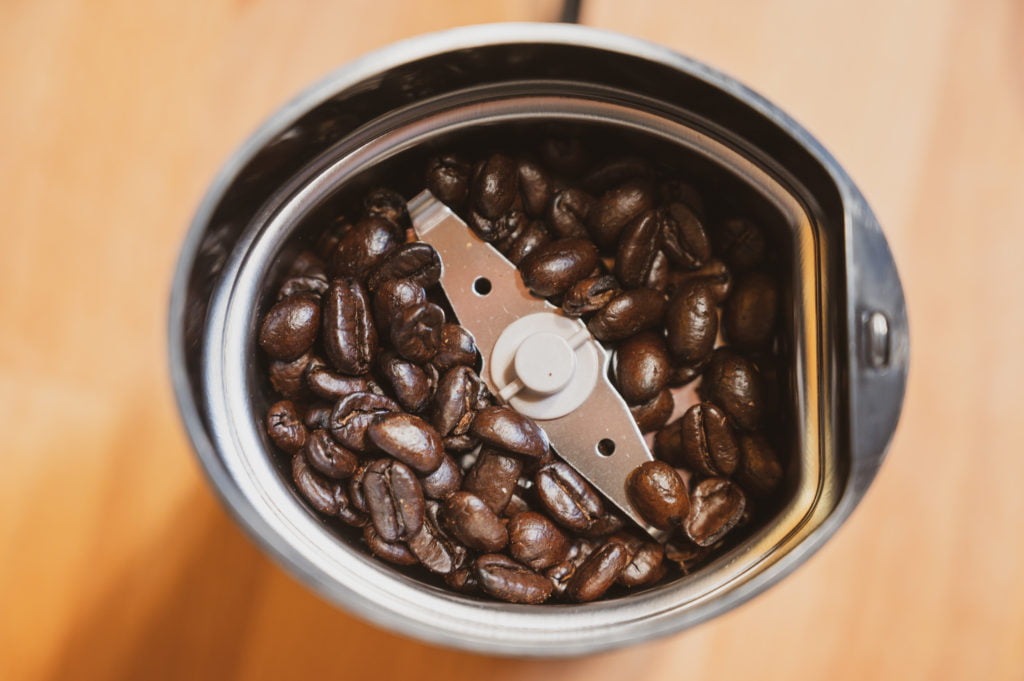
566 540 631 602
277 272 329 300
258 294 320 361
659 179 705 217
362 458 425 542
660 202 711 270
335 482 369 527
664 540 711 574
466 210 513 243
540 137 586 176
475 554 553 604
627 461 690 531
431 366 484 437
616 537 666 588
667 357 709 388
266 400 307 453
471 406 550 459
587 287 665 341
580 511 627 538
724 270 778 349
545 538 598 597
508 511 571 571
445 567 479 594
685 478 746 547
391 302 444 364
679 402 740 477
419 454 462 500
306 366 369 401
443 433 479 452
315 216 351 260
588 179 655 250
407 501 468 575
614 331 670 404
305 428 358 479
562 275 620 317
372 278 425 338
426 153 472 207
516 157 552 217
670 258 732 302
292 452 341 515
378 351 435 413
630 389 674 433
363 524 419 566
581 156 653 194
442 491 508 552
348 464 369 512
329 216 402 278
519 238 600 297
535 461 604 533
286 250 326 278
503 219 551 265
717 218 766 271
367 412 443 474
665 280 717 364
701 350 763 431
463 448 524 514
644 250 670 292
431 324 478 373
363 187 410 231
329 391 400 452
366 242 441 293
471 153 518 220
323 277 377 375
615 210 662 288
653 416 686 466
546 188 593 238
268 350 315 400
736 433 783 498
303 403 333 430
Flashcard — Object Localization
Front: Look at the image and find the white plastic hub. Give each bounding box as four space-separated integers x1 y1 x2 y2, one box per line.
514 332 576 394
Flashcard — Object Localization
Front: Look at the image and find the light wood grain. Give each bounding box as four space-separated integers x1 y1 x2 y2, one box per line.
1 1 1022 679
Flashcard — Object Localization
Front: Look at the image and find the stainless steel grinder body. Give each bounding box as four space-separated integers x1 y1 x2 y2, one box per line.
169 23 908 656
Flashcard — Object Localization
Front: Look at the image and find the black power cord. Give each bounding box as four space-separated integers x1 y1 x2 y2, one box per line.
559 0 582 23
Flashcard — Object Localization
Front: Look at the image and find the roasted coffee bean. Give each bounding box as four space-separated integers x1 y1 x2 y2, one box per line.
724 270 778 349
471 406 549 459
535 461 604 533
701 350 763 431
378 351 435 413
659 179 705 216
303 403 333 430
329 216 402 278
562 275 620 317
258 294 320 361
508 511 571 571
502 493 532 518
466 210 513 243
363 187 410 231
432 366 484 437
664 540 712 575
644 250 670 292
503 219 550 265
292 452 341 515
566 539 631 602
545 538 598 596
306 366 369 401
667 356 709 388
432 324 478 373
516 157 552 217
547 188 593 238
616 537 666 588
679 402 740 477
363 524 419 566
286 250 326 278
588 179 656 250
443 433 479 452
443 491 508 552
519 238 600 297
475 554 554 604
367 412 443 474
736 433 784 498
419 454 462 500
278 272 329 300
329 391 400 452
471 153 518 220
614 331 670 404
660 202 711 270
669 258 731 302
653 416 686 466
348 464 369 512
587 287 665 341
335 482 369 527
305 428 358 479
685 478 746 547
407 501 468 575
266 400 307 453
390 301 444 364
630 389 674 433
362 458 425 542
581 156 653 194
540 137 586 176
268 350 315 400
580 511 627 538
615 210 663 288
717 217 766 271
627 461 690 531
323 277 377 375
373 278 426 338
463 447 524 514
426 153 472 206
665 280 717 363
315 216 351 260
445 567 479 594
366 242 441 292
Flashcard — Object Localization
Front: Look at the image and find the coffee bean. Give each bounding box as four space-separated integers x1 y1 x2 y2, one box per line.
616 536 666 588
463 447 524 514
659 179 705 217
286 250 327 278
363 524 419 566
581 156 653 194
614 331 670 404
644 249 670 292
653 416 685 466
363 187 410 231
277 271 329 301
508 511 571 571
431 324 478 373
472 153 518 220
362 458 425 542
664 540 711 574
306 366 369 401
475 554 554 604
516 157 553 217
627 461 690 531
580 511 627 538
407 501 468 575
443 433 479 452
348 464 369 513
268 350 315 400
701 350 763 431
471 406 549 459
615 210 663 288
666 356 709 388
736 433 783 498
378 351 435 413
547 188 593 238
545 538 598 597
419 454 463 500
566 539 631 602
679 402 740 477
390 301 444 364
292 452 342 515
717 217 766 271
426 153 472 207
258 294 320 361
266 400 307 453
366 242 441 292
323 277 377 375
303 403 333 430
502 219 551 265
432 366 485 437
329 391 400 452
305 428 358 479
630 389 675 433
442 491 508 552
660 202 711 270
562 275 621 317
670 258 731 302
587 287 665 341
540 137 586 176
466 210 514 243
685 478 746 547
665 280 717 363
335 482 369 528
724 270 778 349
519 237 600 297
367 412 443 474
445 567 480 594
535 461 604 533
329 216 402 278
372 278 425 339
588 179 655 250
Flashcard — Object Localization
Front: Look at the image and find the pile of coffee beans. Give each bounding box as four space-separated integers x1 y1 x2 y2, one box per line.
258 140 787 604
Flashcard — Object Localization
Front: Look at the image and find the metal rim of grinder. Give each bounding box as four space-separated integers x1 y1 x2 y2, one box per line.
169 23 909 656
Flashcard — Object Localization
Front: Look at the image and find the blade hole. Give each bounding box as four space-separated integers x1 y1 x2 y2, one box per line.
473 277 492 296
596 438 615 457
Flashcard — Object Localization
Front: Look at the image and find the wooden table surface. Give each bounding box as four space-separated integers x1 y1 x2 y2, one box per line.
3 0 1023 679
